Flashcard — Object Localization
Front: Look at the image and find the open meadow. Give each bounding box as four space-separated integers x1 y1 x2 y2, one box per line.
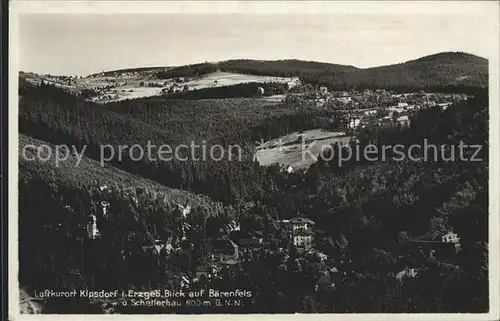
255 129 353 169
183 71 299 90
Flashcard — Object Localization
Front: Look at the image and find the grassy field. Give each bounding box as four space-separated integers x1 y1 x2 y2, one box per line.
184 71 299 90
23 71 299 103
254 129 353 170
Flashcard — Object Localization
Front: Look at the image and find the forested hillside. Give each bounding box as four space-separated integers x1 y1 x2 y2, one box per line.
19 134 215 206
155 59 358 79
19 135 237 313
18 75 488 312
150 52 487 92
19 81 337 202
303 52 488 92
166 81 289 99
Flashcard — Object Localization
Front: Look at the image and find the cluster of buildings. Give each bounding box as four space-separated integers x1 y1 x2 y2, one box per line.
345 108 412 130
343 99 457 131
66 182 465 299
131 211 324 291
395 231 462 282
23 73 78 89
280 88 469 136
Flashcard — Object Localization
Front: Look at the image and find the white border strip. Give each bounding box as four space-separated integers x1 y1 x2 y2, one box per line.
8 0 498 15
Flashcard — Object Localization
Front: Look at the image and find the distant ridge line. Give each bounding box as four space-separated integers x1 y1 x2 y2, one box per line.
86 51 486 77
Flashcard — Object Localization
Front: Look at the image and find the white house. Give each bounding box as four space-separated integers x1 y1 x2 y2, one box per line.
396 267 419 281
364 110 377 117
100 201 110 219
178 203 191 218
397 115 410 127
347 118 361 129
293 233 313 250
226 220 241 233
289 217 315 231
442 231 460 244
337 97 352 103
438 102 451 111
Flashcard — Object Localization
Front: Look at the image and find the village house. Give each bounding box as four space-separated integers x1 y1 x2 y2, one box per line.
315 270 335 292
99 201 110 219
363 109 378 117
442 231 460 243
388 106 406 113
229 229 263 262
195 265 217 279
178 203 191 218
293 231 314 251
347 117 361 129
438 102 452 110
236 233 263 247
141 237 175 256
396 115 410 127
405 231 462 259
230 230 263 262
226 220 240 233
337 96 352 104
287 217 315 251
290 217 315 232
395 267 419 281
207 239 239 264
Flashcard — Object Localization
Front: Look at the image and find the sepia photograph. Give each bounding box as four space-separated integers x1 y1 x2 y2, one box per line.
8 1 500 318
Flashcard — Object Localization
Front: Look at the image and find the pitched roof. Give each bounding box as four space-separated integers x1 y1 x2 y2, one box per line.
330 267 339 273
317 252 328 260
316 271 332 286
239 237 263 246
395 270 406 280
409 231 459 244
409 231 440 242
208 239 238 253
289 217 315 224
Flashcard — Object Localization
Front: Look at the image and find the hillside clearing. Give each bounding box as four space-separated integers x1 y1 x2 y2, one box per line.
184 71 299 90
255 129 353 170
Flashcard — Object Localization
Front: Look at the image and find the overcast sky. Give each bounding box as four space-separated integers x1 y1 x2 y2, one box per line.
19 13 497 76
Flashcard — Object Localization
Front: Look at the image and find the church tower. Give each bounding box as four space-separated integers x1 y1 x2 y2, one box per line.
87 214 100 239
